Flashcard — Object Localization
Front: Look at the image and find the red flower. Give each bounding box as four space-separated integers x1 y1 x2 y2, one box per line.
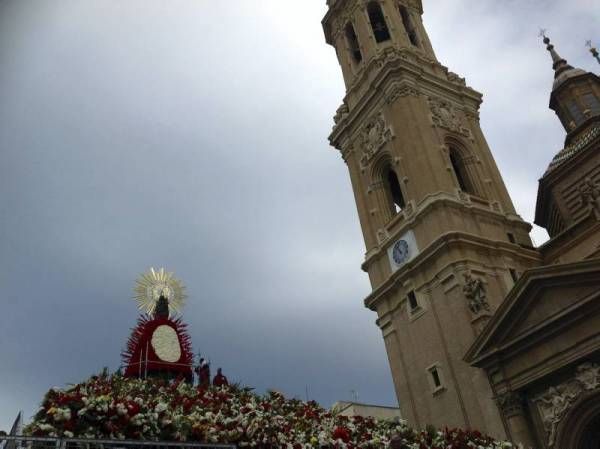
333 426 351 443
126 401 140 416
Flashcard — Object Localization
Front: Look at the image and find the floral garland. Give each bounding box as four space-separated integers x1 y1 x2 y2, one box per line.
122 316 193 379
26 375 512 449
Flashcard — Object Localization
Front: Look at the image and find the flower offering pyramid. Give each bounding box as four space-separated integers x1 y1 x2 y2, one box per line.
122 268 193 381
24 267 510 448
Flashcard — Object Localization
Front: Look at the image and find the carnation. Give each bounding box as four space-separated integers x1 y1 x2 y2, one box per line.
25 374 509 449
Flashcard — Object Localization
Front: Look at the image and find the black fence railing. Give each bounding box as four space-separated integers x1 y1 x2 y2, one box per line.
0 436 236 449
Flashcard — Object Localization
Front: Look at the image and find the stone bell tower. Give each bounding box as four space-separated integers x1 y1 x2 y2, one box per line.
322 0 540 437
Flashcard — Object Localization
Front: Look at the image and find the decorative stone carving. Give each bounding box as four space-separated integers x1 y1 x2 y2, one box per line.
340 142 355 162
576 362 600 388
377 47 410 69
534 362 600 447
428 97 472 138
333 103 349 125
328 1 371 42
329 11 353 43
495 391 525 418
579 177 600 214
386 85 420 105
446 71 467 86
457 189 470 203
464 110 480 122
359 112 393 167
462 273 489 314
376 228 390 244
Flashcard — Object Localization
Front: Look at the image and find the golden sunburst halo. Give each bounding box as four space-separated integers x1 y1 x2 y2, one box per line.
134 267 187 317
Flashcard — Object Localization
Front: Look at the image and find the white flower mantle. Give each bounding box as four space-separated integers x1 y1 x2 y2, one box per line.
150 325 181 362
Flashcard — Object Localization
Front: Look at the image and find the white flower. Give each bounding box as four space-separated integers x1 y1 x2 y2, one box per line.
116 403 127 416
155 402 168 413
63 431 74 438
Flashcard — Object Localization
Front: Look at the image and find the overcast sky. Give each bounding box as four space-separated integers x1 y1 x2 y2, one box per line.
0 0 598 432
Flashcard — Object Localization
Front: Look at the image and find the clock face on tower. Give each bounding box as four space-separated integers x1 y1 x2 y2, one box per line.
392 240 410 265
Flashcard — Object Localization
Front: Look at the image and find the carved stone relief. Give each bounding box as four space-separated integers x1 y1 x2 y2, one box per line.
428 97 472 138
457 189 470 203
377 47 410 69
462 273 489 315
359 112 393 167
386 84 421 105
329 11 352 44
446 71 466 86
376 228 390 244
579 177 600 215
333 103 350 126
490 201 502 213
534 363 600 447
464 110 480 123
496 391 526 418
328 0 365 43
339 141 355 162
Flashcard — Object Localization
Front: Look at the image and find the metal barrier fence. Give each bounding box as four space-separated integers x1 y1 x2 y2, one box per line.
0 436 236 449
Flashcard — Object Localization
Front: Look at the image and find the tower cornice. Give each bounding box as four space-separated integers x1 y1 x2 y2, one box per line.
328 47 483 153
363 229 541 312
360 193 535 274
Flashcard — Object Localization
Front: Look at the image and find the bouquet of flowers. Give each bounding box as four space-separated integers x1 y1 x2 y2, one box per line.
26 374 511 449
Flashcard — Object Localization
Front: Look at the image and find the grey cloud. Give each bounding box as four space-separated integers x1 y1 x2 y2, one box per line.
1 0 598 431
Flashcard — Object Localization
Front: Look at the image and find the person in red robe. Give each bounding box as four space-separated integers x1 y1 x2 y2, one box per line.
213 367 229 387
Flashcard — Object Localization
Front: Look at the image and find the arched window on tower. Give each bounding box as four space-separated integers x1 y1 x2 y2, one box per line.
398 4 419 47
385 167 406 214
345 23 363 64
567 100 586 127
367 2 391 43
449 147 475 195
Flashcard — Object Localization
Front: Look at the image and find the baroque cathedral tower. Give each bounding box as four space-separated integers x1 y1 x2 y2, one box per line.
322 0 539 438
323 0 600 446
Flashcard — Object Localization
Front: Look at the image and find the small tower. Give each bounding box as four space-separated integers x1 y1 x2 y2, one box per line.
323 0 539 437
535 36 600 258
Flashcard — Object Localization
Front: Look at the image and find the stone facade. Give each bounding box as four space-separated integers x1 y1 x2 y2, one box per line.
323 2 600 447
466 38 600 447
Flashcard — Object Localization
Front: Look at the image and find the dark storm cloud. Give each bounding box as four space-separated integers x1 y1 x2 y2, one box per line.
0 0 598 430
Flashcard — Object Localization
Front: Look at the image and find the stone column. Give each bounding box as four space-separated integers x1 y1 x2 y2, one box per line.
496 391 537 448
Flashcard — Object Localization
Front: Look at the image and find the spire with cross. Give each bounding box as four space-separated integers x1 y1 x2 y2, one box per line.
587 40 600 65
541 31 574 80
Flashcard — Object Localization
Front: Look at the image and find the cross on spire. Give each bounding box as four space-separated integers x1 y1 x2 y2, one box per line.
587 40 600 65
541 33 572 76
